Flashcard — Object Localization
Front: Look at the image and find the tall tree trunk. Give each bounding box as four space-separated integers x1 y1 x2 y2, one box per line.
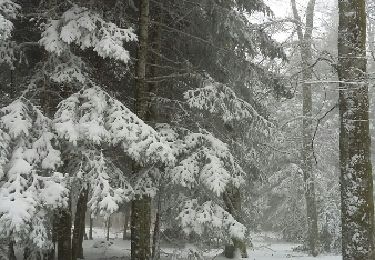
131 0 152 259
150 5 163 259
151 211 161 260
338 0 375 259
106 216 111 241
58 200 72 260
291 0 319 256
131 198 151 260
223 184 247 258
72 188 88 260
152 182 162 260
8 241 16 260
89 217 93 240
123 208 131 240
78 205 86 258
367 1 375 71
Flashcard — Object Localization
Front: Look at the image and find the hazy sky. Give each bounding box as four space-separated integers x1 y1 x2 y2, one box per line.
252 0 337 43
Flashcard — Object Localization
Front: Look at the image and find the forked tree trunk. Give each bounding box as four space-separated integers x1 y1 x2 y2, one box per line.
72 188 88 260
338 0 375 259
131 0 152 259
291 0 319 256
223 184 247 258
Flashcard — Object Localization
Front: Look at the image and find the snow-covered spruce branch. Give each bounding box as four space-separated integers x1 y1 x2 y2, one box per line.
177 200 246 240
184 78 273 133
156 124 244 197
0 0 20 40
0 99 67 245
54 85 175 166
39 5 137 63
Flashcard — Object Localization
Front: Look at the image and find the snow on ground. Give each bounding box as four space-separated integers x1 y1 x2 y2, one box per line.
82 239 341 260
245 242 340 260
14 228 341 259
81 228 341 260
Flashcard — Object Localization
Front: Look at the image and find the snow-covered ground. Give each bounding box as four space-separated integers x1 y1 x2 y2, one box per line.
81 239 341 260
14 228 341 259
79 228 341 260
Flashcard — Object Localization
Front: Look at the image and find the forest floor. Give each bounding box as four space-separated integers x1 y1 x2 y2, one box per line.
80 229 341 260
80 239 341 260
14 229 341 259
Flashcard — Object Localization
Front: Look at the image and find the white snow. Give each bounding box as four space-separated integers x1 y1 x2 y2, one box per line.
12 228 341 260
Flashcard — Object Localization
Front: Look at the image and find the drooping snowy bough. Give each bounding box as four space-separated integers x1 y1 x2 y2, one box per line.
0 100 68 248
54 86 175 219
156 124 246 241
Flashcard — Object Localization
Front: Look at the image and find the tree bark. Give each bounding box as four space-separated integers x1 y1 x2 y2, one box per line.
58 200 72 260
291 0 319 256
106 216 111 242
150 5 163 259
89 217 93 240
338 0 375 259
8 241 16 260
72 188 88 260
151 211 161 260
131 197 151 260
131 0 152 259
223 184 247 258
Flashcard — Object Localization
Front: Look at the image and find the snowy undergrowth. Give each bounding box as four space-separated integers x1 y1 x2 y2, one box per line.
13 227 340 260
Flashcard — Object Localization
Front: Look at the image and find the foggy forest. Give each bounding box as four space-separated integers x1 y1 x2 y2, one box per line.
0 0 374 259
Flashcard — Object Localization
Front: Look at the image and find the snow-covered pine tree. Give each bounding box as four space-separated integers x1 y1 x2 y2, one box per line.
0 99 68 256
154 124 247 252
37 3 139 259
0 1 176 259
143 0 288 257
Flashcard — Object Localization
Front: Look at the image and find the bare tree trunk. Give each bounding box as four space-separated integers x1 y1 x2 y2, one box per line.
89 217 93 240
58 200 72 260
338 0 375 259
131 198 151 260
72 188 88 260
223 184 247 258
131 0 152 259
291 0 319 256
151 211 161 260
106 216 111 241
8 241 16 260
151 184 162 260
150 5 163 259
78 207 86 258
123 208 131 240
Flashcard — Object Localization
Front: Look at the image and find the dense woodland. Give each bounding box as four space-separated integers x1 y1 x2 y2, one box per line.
0 0 374 259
